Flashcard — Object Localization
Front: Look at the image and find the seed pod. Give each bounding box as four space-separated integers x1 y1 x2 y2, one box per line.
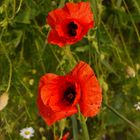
136 64 140 70
29 79 34 86
0 92 9 111
126 66 136 78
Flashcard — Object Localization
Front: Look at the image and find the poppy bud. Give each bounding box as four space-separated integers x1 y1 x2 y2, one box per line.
126 66 136 78
136 63 140 71
29 78 34 86
39 127 45 133
0 92 9 111
99 78 108 92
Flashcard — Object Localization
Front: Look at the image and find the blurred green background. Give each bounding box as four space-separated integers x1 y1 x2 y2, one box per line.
0 0 140 140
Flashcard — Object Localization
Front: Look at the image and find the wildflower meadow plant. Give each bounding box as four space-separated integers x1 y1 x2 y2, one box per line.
37 2 102 139
0 0 140 139
20 127 35 139
134 102 140 111
37 61 102 125
47 2 94 47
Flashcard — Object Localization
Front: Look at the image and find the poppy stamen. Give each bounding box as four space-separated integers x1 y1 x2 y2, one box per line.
64 86 76 104
67 93 74 99
67 22 78 37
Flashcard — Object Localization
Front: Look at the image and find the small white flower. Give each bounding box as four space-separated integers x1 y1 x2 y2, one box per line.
20 127 35 139
134 102 140 111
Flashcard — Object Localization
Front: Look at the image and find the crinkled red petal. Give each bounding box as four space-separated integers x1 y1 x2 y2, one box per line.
48 30 66 47
37 92 77 126
47 2 94 47
62 132 70 140
64 2 94 25
71 61 102 116
47 8 69 28
37 73 78 125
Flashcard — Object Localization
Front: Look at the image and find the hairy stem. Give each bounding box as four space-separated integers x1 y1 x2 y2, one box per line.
59 0 65 8
71 115 79 140
104 103 140 132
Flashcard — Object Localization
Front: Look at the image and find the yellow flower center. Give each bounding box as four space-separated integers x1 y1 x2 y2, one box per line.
25 131 30 135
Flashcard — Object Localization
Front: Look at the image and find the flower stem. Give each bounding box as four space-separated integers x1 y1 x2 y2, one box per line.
71 115 78 140
64 46 90 139
64 46 79 139
104 103 140 132
59 0 65 8
80 115 90 140
0 29 12 93
64 46 77 69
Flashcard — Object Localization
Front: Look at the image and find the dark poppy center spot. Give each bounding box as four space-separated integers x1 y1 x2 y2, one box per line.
64 86 76 104
67 22 78 37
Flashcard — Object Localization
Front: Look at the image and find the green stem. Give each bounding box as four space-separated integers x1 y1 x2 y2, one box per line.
131 0 140 15
81 115 90 140
77 105 90 140
35 40 46 74
64 46 79 139
16 0 23 14
59 0 65 8
123 0 140 42
90 0 98 25
1 44 12 92
11 0 16 19
118 27 134 67
0 30 12 93
53 124 56 140
64 46 77 69
71 115 79 140
64 46 90 140
104 103 140 132
64 46 90 139
101 21 122 62
49 45 65 74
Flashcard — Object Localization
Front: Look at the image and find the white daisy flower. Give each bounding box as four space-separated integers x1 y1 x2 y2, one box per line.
20 127 35 139
134 102 140 111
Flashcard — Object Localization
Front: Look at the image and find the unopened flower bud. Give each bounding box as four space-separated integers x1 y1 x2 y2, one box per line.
39 127 45 133
0 92 9 111
42 136 46 140
29 79 34 86
136 64 140 70
99 78 108 92
32 69 37 74
126 66 136 78
51 1 57 6
100 54 105 61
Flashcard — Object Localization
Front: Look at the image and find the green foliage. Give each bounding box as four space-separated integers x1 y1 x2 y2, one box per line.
0 0 140 140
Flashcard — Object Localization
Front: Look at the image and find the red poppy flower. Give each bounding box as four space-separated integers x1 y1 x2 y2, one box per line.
55 132 70 140
37 61 102 126
47 2 94 47
61 132 70 140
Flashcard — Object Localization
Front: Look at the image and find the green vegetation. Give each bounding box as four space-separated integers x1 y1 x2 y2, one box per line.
0 0 140 139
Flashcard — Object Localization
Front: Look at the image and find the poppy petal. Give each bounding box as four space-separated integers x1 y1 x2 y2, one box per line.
71 61 102 116
48 30 66 47
39 73 60 107
38 73 79 125
65 2 94 25
62 132 70 140
47 2 94 47
37 92 77 126
39 73 71 111
47 8 69 28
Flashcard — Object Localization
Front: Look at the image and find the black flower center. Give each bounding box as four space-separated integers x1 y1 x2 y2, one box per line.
64 86 76 104
67 22 78 37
